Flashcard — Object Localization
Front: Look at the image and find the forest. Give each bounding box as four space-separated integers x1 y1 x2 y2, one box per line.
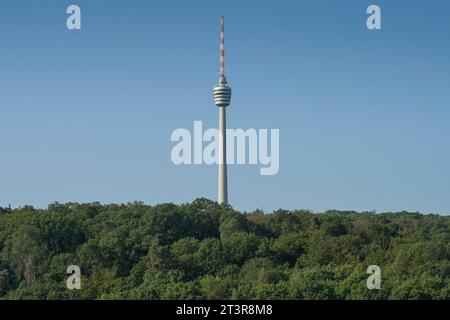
0 198 449 300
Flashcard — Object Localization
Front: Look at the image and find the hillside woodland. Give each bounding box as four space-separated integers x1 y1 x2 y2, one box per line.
0 199 449 299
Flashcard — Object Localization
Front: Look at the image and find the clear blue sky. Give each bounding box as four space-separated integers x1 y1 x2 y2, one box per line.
0 0 449 214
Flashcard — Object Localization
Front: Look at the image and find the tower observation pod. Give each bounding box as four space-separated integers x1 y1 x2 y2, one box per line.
213 14 232 205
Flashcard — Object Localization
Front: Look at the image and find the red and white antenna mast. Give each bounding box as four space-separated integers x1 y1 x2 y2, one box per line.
220 14 225 76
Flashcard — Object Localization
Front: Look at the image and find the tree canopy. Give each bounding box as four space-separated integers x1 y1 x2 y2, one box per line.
0 199 448 300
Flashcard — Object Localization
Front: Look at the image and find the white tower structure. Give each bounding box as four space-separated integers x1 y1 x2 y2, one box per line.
213 14 231 205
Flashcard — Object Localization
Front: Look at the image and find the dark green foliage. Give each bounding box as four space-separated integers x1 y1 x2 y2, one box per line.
0 198 448 300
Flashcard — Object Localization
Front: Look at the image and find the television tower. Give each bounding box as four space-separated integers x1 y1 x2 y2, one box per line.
213 14 232 205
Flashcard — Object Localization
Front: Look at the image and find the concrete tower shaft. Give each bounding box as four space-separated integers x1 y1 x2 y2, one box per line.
213 14 231 205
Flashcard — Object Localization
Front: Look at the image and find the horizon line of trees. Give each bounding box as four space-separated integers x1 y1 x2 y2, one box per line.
1 198 449 300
